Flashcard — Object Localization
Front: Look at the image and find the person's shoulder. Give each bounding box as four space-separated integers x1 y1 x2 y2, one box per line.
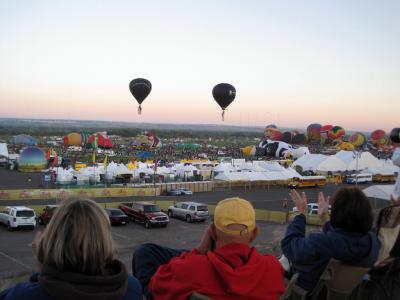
124 275 142 300
0 281 50 300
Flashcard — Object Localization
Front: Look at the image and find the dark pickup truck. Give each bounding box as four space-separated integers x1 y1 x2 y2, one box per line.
119 201 169 229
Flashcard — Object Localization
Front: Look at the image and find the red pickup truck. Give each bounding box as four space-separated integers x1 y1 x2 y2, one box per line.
119 201 169 229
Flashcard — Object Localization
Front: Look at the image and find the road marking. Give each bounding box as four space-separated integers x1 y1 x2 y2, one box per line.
0 250 32 271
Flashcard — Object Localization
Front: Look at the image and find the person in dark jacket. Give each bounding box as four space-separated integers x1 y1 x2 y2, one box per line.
281 187 381 292
0 198 142 300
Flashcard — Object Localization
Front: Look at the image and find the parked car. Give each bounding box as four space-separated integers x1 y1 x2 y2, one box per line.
0 206 36 231
166 189 182 196
168 201 209 223
179 188 193 195
292 203 331 216
37 205 59 226
105 208 129 226
119 202 169 229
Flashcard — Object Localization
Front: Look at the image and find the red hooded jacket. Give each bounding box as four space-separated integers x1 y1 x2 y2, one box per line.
149 243 285 300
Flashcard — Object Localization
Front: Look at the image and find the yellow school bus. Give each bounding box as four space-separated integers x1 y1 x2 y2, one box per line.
288 176 327 188
372 173 396 183
74 163 87 171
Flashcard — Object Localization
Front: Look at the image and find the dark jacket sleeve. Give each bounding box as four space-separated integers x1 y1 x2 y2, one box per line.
281 214 320 264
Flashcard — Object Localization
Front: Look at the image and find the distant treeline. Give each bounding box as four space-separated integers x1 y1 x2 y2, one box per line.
0 125 260 140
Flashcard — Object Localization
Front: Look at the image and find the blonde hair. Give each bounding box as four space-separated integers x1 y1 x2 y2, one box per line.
37 198 116 275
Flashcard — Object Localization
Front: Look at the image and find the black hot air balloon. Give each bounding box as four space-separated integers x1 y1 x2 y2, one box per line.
390 128 400 143
129 78 152 114
212 83 236 121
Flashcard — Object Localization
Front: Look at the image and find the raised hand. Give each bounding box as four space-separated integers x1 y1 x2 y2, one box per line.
290 189 308 215
318 192 330 223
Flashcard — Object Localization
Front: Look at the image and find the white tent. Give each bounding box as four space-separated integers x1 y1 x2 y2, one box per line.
214 163 235 173
334 151 382 171
346 152 381 171
0 143 8 158
363 185 394 201
56 168 74 184
292 154 327 172
316 155 348 173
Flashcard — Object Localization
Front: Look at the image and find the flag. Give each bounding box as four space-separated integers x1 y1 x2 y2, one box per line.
92 151 96 164
154 159 158 173
52 156 58 168
45 148 51 160
104 155 108 173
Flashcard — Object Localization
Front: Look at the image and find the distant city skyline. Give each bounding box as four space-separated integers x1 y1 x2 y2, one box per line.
0 1 399 132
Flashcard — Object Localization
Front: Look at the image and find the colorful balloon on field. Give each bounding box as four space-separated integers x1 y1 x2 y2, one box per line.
10 134 38 146
264 127 282 141
320 125 333 144
328 126 345 141
306 123 322 143
292 133 307 144
63 132 83 147
370 129 389 147
349 132 366 147
88 133 113 149
281 131 294 144
18 147 47 172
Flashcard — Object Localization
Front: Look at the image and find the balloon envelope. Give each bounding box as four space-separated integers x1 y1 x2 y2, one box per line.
129 78 152 104
307 123 322 142
212 83 236 110
328 126 345 140
390 128 400 143
349 132 366 147
292 133 307 144
63 132 83 147
281 131 293 144
18 147 47 172
264 127 282 141
370 129 389 146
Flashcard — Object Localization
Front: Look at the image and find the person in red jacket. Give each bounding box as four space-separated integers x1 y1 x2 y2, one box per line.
132 197 285 300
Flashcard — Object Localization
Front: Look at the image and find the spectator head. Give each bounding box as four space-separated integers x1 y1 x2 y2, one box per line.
37 198 116 275
213 197 258 246
330 187 373 234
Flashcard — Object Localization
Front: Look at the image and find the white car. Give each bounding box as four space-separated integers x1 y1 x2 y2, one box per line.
292 203 331 216
168 202 209 222
0 206 36 231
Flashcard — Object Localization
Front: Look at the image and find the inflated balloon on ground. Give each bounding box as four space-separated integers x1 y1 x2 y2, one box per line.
18 147 47 172
264 127 282 141
370 129 389 146
349 132 366 147
307 123 322 142
390 128 400 143
328 126 345 141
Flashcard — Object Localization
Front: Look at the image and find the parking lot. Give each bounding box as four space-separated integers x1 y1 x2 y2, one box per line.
0 216 292 282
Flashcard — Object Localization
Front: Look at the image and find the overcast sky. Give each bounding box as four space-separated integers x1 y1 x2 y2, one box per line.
0 0 399 131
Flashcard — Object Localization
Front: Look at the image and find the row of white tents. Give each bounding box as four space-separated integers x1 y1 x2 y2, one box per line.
55 162 202 184
214 161 301 182
292 151 399 174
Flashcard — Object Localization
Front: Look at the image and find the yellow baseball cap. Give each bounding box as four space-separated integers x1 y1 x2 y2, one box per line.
214 197 256 235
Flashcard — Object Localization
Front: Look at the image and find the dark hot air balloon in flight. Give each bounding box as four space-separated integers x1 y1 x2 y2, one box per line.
129 78 152 114
212 83 236 121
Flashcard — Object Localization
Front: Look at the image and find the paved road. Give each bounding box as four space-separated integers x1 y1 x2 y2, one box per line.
0 183 389 212
0 218 293 283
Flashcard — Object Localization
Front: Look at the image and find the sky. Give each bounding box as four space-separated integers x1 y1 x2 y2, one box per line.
0 0 399 132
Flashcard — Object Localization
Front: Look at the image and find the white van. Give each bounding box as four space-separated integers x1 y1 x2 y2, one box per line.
0 206 36 231
346 173 373 184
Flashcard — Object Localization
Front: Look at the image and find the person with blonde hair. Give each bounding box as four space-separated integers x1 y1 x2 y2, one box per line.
132 197 285 300
0 198 142 300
